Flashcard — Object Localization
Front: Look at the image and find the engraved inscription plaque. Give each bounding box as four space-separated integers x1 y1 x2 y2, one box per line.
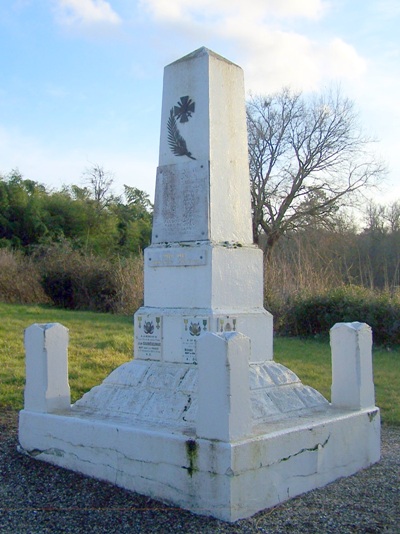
182 316 210 363
147 247 207 268
135 314 162 360
216 316 238 333
152 160 209 243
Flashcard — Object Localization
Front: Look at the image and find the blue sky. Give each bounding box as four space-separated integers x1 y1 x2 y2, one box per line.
1 0 399 202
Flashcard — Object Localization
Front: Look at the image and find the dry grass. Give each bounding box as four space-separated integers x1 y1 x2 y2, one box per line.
0 249 50 305
37 245 144 314
0 247 144 315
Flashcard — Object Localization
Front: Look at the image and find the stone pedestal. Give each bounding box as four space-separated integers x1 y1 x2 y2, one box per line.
19 48 380 522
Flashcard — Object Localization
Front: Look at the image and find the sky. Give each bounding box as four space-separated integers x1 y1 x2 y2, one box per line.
0 0 399 202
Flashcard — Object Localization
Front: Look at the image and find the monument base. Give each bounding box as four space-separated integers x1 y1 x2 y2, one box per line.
18 406 380 522
18 328 380 522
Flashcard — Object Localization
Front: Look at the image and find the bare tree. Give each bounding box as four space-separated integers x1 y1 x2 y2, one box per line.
363 200 400 234
363 202 388 234
247 88 386 258
386 201 400 233
83 164 115 211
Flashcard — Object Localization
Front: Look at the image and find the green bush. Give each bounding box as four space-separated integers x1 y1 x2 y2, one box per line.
281 286 400 346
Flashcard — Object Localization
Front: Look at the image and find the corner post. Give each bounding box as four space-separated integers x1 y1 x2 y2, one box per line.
24 323 71 413
197 331 251 441
330 322 375 409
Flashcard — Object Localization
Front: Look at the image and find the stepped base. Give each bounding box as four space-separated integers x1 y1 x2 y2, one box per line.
18 355 380 522
19 406 380 522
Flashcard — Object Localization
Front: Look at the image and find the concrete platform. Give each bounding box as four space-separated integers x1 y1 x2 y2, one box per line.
19 334 381 522
19 403 380 522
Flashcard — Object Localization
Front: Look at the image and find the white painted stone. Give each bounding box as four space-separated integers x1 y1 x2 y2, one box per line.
248 361 329 425
197 332 252 441
18 406 380 523
24 323 70 413
57 337 328 433
73 359 197 429
181 316 210 363
139 46 273 370
134 307 273 364
152 161 209 242
331 322 375 409
146 243 208 268
154 47 252 245
134 313 162 361
144 243 264 309
18 320 380 521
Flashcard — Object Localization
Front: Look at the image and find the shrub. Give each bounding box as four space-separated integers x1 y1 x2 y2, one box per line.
37 244 144 314
281 286 400 346
0 249 50 304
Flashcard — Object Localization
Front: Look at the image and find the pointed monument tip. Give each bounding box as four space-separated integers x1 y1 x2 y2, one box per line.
167 47 241 69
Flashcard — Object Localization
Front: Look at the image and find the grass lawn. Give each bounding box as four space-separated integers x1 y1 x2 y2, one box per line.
1 303 399 425
0 303 132 408
274 336 400 426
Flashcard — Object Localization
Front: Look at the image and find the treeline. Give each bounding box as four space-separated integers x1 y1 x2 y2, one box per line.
0 168 152 256
265 215 400 299
0 168 150 315
265 220 400 345
1 168 399 344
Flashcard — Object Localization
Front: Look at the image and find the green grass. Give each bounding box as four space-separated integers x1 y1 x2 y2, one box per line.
0 303 132 408
274 337 332 400
1 303 399 425
274 336 400 426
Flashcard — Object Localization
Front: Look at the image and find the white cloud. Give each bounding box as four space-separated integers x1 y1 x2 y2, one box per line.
325 38 367 80
140 0 326 22
236 31 366 105
239 33 366 93
55 0 121 26
217 20 320 92
340 61 400 203
265 0 326 19
138 0 364 93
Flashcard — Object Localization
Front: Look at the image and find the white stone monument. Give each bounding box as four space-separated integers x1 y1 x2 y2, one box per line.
19 48 380 522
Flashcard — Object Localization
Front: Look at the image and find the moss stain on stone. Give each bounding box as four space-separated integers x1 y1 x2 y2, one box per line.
185 439 198 477
368 410 378 422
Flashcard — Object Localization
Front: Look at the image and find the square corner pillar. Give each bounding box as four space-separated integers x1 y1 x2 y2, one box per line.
197 331 252 441
24 323 71 413
330 322 376 410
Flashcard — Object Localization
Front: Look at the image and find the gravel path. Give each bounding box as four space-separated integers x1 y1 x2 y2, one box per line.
1 410 399 533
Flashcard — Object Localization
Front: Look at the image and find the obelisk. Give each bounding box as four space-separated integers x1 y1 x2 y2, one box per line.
135 47 273 364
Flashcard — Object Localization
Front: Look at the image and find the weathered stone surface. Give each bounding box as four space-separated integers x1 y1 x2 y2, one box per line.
155 47 252 245
152 161 209 243
18 406 381 522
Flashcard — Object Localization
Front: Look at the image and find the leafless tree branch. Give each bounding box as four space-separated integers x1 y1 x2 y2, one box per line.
247 88 386 257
